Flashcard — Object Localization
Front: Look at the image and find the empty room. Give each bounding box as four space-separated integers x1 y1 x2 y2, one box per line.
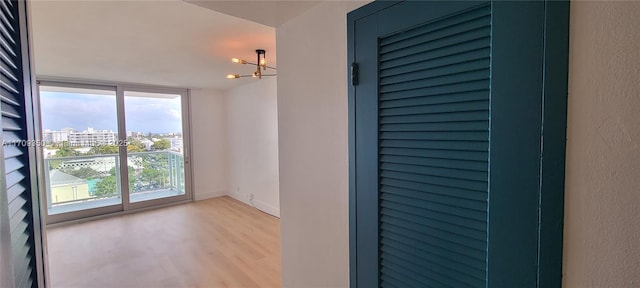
28 0 281 287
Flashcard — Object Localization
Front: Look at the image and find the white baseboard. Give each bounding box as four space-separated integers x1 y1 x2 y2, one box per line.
194 189 227 201
229 191 280 218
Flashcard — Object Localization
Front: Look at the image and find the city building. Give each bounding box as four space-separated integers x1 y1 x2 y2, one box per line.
48 169 90 204
42 127 74 144
168 137 183 152
68 127 117 147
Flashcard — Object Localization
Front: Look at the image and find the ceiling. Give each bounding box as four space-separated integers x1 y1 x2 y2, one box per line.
185 1 321 28
30 0 279 90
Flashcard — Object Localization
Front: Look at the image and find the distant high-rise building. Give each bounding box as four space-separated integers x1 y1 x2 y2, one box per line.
68 128 117 147
43 127 74 144
168 137 183 152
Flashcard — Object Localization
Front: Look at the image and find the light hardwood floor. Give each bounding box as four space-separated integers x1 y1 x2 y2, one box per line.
46 196 281 288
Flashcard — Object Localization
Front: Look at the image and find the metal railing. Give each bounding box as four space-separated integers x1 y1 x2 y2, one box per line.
44 151 185 209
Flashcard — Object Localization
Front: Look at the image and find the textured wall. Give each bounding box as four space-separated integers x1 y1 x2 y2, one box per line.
276 1 367 287
226 77 280 216
563 1 640 287
190 88 229 200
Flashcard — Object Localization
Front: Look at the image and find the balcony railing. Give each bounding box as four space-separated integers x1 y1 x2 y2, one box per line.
44 151 185 215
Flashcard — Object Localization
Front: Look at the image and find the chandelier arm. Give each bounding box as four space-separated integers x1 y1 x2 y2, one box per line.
227 49 276 79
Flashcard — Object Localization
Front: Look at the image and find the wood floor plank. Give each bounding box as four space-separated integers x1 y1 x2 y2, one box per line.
46 196 281 288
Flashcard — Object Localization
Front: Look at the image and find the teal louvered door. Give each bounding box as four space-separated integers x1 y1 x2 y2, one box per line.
348 1 569 287
378 4 491 287
0 1 44 288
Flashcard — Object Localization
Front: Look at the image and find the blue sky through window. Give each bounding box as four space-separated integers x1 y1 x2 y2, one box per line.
40 91 182 134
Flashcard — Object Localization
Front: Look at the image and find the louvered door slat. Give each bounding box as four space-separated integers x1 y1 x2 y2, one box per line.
12 233 31 288
382 238 486 277
379 4 491 46
8 207 25 233
0 58 18 81
380 58 490 86
0 0 39 287
381 170 486 192
381 162 488 181
380 90 489 109
4 144 22 158
6 183 24 205
380 99 489 116
0 46 17 69
380 69 489 94
381 249 483 287
0 71 18 93
2 116 18 130
1 102 20 117
381 261 462 288
3 130 19 142
5 168 24 189
0 7 12 31
378 4 491 287
381 131 488 141
0 86 18 104
0 33 15 56
381 223 486 265
381 201 486 232
382 247 483 286
4 155 23 173
381 186 486 214
381 177 486 201
380 155 487 171
380 14 490 55
7 193 25 218
380 37 490 71
381 192 487 219
380 26 490 63
381 147 487 162
0 1 12 19
381 121 488 133
381 212 487 246
381 49 490 81
380 81 489 102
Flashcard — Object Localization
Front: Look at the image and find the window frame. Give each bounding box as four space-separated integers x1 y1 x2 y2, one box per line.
35 77 194 225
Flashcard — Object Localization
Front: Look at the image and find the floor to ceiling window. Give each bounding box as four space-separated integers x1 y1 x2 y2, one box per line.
38 80 191 224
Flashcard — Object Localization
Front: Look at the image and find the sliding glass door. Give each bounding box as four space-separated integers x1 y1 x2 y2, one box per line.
123 89 188 206
39 84 124 220
38 81 191 224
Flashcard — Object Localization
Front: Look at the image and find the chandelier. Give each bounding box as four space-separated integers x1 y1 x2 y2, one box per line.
226 49 277 79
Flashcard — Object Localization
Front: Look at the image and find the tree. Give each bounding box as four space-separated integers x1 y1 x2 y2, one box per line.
94 176 117 197
136 154 169 190
88 145 119 155
127 138 146 152
151 139 170 150
93 166 135 197
54 145 80 157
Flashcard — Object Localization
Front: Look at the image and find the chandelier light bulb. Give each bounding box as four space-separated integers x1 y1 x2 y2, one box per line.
226 49 276 79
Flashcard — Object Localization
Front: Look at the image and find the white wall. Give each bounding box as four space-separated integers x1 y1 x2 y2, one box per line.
226 77 280 217
189 88 229 200
563 2 640 287
277 2 367 287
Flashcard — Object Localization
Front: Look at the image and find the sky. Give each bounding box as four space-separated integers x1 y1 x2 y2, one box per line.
40 91 183 134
